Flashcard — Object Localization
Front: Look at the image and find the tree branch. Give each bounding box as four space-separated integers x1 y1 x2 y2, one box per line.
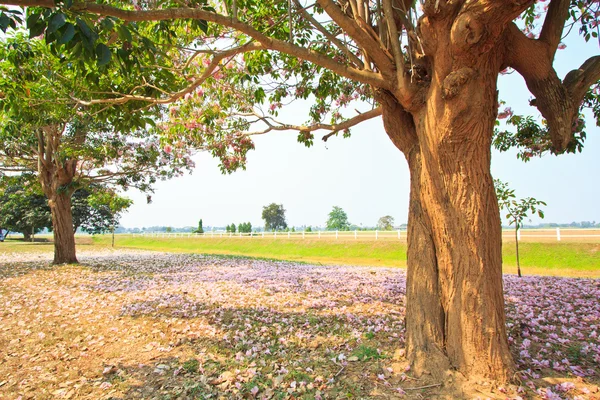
72 42 263 106
563 56 600 108
539 0 570 59
292 0 364 69
3 0 390 90
316 0 396 77
505 24 600 153
244 107 382 139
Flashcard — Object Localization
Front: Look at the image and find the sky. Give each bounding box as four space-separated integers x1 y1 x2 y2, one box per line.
119 31 600 230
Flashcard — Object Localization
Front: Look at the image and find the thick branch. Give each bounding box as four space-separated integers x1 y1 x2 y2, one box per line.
292 0 364 69
316 0 396 77
505 24 600 152
539 0 570 59
564 56 600 107
245 107 382 139
3 0 390 90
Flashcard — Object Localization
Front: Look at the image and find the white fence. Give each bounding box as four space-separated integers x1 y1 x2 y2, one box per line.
132 228 600 242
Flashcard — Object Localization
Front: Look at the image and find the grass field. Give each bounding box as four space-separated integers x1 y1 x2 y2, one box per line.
2 234 598 277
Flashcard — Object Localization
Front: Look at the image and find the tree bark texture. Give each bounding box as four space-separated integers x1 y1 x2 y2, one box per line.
37 125 79 264
380 47 513 381
48 191 78 264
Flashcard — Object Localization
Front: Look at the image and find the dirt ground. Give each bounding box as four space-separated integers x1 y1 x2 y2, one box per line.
1 249 598 399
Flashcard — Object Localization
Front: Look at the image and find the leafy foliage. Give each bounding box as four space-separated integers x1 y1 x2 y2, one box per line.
262 203 287 231
376 215 394 231
326 206 350 231
0 174 51 238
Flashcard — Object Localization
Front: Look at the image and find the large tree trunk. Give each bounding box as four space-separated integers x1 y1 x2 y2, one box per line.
380 61 513 381
37 125 79 265
48 191 78 264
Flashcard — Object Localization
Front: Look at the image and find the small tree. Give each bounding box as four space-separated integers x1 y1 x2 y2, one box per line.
194 219 204 234
238 222 252 233
262 203 287 231
494 180 546 277
377 215 395 231
326 206 351 231
88 191 133 248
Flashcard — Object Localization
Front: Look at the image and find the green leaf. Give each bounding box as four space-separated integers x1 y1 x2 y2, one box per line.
57 23 75 45
26 13 41 30
29 21 46 38
95 43 111 66
47 13 66 34
0 13 10 32
117 24 132 42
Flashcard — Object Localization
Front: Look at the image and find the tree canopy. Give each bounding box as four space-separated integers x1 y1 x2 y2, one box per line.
326 205 350 231
262 203 287 231
1 0 599 383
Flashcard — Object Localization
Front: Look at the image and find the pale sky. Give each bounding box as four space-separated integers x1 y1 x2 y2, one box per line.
120 34 600 230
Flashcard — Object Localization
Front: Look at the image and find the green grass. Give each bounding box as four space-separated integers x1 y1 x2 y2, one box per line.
2 235 599 278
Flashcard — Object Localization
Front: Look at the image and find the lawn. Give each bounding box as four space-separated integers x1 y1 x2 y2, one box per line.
87 235 600 278
0 249 598 399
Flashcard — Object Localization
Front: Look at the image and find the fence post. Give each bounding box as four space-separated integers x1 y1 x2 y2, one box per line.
354 230 357 239
275 231 277 239
556 227 561 241
240 232 242 238
318 231 321 239
375 230 378 240
251 232 253 238
262 231 265 238
517 229 521 241
336 230 338 240
398 230 401 239
302 231 305 239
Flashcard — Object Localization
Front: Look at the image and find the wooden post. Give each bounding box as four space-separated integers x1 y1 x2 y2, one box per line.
556 227 561 241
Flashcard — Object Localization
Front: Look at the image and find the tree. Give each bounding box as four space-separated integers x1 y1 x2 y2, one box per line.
0 35 194 264
88 189 133 247
0 174 52 240
238 222 252 233
377 215 395 231
494 180 546 278
194 219 204 234
262 203 287 231
4 0 598 381
326 206 350 231
71 185 131 235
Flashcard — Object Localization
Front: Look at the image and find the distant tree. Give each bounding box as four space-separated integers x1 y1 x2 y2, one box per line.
0 174 51 240
194 219 204 234
377 215 395 231
166 227 173 233
305 226 312 233
231 223 237 233
326 206 351 231
262 203 287 231
88 190 133 247
494 180 546 278
238 222 252 233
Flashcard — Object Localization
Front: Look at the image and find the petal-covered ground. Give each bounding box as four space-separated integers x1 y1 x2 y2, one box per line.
0 250 598 399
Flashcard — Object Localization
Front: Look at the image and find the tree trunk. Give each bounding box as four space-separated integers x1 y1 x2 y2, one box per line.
22 231 31 241
381 63 513 381
515 227 521 277
48 191 78 264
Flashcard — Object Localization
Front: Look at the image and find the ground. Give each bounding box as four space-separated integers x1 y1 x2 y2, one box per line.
0 249 599 399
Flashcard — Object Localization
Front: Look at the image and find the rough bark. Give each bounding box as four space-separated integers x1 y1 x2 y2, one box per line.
380 41 514 381
48 191 78 264
37 125 79 265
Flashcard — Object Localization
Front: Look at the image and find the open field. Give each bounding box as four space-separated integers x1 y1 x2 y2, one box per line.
1 249 599 399
2 234 599 277
84 235 600 278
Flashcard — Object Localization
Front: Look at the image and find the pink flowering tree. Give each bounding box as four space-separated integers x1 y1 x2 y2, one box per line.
2 0 599 382
0 35 195 263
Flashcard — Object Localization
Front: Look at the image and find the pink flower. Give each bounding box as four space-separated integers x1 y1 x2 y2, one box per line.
164 145 172 154
557 43 567 50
